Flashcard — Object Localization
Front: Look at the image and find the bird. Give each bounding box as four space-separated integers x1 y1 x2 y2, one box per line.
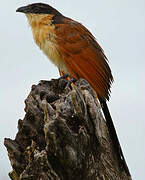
16 3 130 175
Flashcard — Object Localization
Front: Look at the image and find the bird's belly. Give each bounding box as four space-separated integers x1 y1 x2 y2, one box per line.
40 39 68 73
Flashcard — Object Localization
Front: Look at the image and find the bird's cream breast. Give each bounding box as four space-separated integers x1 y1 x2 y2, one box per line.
26 14 68 73
40 36 68 73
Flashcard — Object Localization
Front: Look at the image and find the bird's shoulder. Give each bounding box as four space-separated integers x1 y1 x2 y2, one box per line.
53 16 92 40
52 16 106 59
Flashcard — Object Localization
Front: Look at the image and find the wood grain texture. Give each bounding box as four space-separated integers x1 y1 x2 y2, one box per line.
4 78 131 180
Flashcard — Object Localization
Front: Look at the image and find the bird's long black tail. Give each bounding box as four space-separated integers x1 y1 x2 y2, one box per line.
99 98 130 176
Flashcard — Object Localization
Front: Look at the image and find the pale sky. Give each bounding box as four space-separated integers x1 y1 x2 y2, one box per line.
0 0 145 179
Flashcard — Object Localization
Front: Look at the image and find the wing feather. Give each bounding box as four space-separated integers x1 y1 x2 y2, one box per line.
55 17 113 100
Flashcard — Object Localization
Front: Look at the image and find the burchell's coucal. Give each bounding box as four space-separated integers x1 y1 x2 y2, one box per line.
16 3 130 175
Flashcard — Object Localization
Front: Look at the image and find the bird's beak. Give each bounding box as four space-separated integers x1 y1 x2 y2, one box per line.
16 6 29 13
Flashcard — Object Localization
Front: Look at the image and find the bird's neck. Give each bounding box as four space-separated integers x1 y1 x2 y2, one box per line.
26 14 55 46
26 14 53 26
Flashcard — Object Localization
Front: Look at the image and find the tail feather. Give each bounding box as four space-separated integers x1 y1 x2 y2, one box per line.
99 98 130 176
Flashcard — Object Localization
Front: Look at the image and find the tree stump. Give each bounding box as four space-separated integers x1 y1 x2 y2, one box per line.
4 78 131 180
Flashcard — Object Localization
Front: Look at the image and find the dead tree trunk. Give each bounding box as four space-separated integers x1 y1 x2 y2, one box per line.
4 78 131 180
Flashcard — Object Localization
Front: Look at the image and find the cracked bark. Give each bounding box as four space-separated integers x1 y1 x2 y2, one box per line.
4 78 131 180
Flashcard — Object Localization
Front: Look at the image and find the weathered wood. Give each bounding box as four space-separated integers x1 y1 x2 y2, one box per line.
4 78 131 180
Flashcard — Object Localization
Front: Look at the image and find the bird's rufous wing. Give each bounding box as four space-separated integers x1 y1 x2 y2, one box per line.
55 17 113 100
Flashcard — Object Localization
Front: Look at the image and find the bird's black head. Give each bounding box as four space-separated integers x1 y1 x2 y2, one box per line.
16 3 62 16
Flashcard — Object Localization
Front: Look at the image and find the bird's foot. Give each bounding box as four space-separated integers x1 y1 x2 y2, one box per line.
59 74 69 80
59 74 76 89
65 78 76 89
